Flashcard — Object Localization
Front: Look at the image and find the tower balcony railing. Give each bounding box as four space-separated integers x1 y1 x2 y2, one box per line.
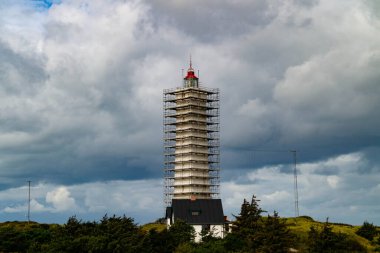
165 104 215 110
164 87 219 95
164 97 218 103
173 188 213 194
173 140 209 147
170 167 210 172
164 118 220 125
175 146 208 152
172 149 219 156
165 160 210 165
173 172 211 178
167 134 212 140
174 151 209 156
165 136 212 143
165 126 219 133
164 127 218 133
173 180 211 186
164 110 212 118
169 118 209 125
168 141 211 147
165 111 218 118
175 157 209 163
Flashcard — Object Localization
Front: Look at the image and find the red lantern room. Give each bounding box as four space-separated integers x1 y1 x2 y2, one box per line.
184 58 199 88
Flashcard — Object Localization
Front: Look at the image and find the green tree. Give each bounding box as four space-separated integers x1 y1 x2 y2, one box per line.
260 211 294 253
194 239 227 253
231 194 266 252
140 228 173 253
223 232 245 252
356 221 378 241
169 219 195 245
0 226 28 252
233 195 265 234
44 214 144 253
174 242 195 253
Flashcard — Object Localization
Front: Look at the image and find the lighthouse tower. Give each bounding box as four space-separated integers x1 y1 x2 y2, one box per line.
163 60 220 206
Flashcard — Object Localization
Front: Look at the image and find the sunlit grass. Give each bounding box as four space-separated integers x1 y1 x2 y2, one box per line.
284 216 379 252
141 222 166 232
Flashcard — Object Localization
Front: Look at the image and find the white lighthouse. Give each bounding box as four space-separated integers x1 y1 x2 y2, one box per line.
164 59 226 241
163 60 220 204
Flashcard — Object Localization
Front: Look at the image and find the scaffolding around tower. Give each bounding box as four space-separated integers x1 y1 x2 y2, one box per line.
163 86 220 207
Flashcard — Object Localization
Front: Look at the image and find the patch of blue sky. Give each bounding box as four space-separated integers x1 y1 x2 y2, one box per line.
30 0 61 10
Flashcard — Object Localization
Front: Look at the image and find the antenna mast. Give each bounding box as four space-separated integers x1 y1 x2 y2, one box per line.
291 151 299 217
27 180 31 223
252 149 300 217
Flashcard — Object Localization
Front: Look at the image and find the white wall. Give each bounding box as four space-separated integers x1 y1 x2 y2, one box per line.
167 215 227 243
193 224 225 243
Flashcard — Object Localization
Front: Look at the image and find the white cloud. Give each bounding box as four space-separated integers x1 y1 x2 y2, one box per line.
46 186 76 212
326 175 340 189
0 0 379 225
221 151 380 224
79 180 162 214
263 190 292 203
0 150 379 224
3 199 49 213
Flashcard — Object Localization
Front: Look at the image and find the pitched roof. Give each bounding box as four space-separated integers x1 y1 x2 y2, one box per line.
171 199 224 225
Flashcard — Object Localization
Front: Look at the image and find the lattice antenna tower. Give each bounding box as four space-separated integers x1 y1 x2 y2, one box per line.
291 150 299 217
252 149 300 217
27 180 31 223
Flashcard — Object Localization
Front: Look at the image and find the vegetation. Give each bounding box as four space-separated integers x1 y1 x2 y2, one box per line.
356 221 379 241
0 196 379 252
307 220 366 252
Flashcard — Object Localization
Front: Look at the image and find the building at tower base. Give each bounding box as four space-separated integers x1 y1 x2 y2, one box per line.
166 199 228 242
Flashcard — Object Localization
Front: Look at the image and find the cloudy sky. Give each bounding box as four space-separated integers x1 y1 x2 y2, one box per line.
1 0 379 225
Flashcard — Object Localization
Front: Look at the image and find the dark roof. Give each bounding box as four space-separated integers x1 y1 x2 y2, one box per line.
171 199 224 225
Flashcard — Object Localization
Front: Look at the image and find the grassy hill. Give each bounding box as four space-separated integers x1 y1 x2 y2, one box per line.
141 216 380 252
285 216 379 252
141 222 166 232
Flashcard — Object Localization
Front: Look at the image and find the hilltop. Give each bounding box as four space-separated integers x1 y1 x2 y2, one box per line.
0 215 379 252
140 216 380 252
284 216 379 252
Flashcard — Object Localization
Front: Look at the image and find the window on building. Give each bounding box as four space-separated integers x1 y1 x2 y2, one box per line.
190 209 201 216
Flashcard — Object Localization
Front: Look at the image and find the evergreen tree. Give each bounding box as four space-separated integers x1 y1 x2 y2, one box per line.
356 221 378 241
168 219 195 251
260 211 294 253
233 195 265 234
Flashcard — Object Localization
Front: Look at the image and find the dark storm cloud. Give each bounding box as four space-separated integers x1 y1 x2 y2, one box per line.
1 0 380 224
1 0 379 184
147 0 278 42
210 0 380 171
0 0 163 188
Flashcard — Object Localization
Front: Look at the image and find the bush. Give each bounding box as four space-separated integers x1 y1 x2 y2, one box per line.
308 221 366 253
356 221 378 241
